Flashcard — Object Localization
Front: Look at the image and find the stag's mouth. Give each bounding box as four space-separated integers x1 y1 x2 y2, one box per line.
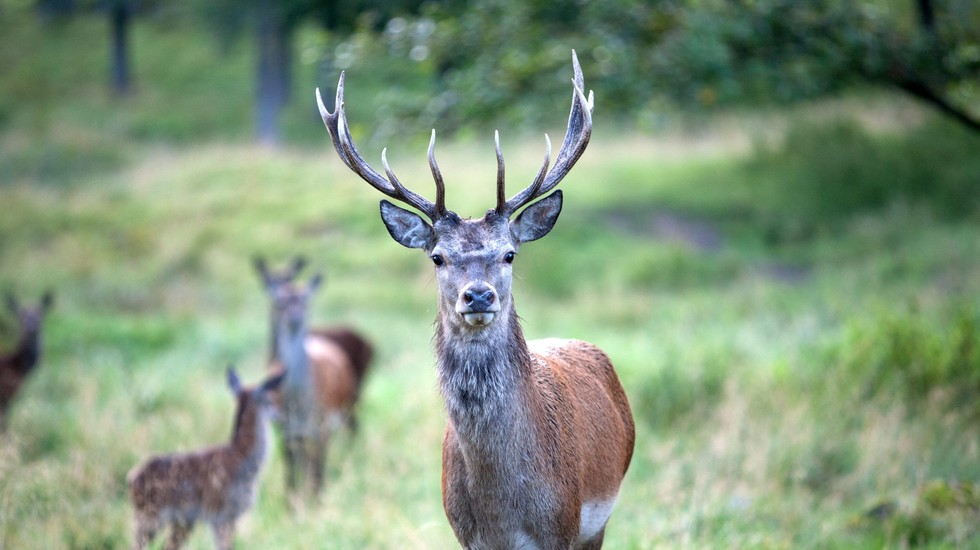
461 312 496 326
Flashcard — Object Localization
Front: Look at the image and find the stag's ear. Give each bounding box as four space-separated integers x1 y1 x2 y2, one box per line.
4 292 18 314
511 190 563 244
380 200 435 250
226 366 242 394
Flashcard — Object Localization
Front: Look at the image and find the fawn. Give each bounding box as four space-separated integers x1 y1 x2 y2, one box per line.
128 367 283 549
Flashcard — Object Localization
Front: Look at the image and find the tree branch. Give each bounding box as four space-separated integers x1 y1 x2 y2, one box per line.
892 78 980 133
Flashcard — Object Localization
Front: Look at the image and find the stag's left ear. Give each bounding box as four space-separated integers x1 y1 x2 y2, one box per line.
510 190 563 244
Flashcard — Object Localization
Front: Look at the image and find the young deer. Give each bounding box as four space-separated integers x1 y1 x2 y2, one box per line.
128 367 283 550
252 255 373 422
259 269 364 499
0 291 54 428
316 51 635 548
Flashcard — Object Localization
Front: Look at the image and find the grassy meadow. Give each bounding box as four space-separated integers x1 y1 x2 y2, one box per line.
2 8 980 549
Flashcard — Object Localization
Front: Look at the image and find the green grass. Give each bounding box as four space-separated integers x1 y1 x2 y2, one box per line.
2 6 980 549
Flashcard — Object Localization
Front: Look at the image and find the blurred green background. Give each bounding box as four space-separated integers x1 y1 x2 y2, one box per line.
1 0 979 548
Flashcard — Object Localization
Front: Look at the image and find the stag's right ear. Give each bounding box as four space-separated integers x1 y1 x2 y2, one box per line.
380 200 435 250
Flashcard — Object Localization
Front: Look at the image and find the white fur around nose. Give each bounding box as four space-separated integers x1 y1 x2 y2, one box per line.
578 498 617 543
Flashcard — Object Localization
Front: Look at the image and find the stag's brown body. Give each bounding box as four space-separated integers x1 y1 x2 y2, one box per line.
0 292 52 427
128 370 282 550
318 50 635 548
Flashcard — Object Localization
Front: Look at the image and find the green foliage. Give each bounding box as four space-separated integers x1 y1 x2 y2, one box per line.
853 480 980 547
833 309 980 414
748 117 980 235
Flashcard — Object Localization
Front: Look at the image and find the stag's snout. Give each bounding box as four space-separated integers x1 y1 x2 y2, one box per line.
456 283 500 327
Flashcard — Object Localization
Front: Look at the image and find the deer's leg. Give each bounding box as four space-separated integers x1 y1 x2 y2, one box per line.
131 522 156 550
310 429 331 495
210 521 236 550
283 437 299 493
131 511 160 550
164 520 193 550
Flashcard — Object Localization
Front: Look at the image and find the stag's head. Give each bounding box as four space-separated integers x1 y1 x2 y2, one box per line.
317 51 593 332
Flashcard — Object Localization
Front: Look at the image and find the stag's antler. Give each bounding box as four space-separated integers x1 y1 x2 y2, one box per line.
495 50 594 218
316 77 447 221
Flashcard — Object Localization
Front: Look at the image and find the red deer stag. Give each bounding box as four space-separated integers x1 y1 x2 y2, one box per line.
0 291 54 428
316 51 635 548
259 269 366 500
253 255 373 428
128 367 284 550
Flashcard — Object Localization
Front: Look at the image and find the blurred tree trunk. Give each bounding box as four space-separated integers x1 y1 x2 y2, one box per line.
255 0 293 145
109 1 132 96
916 0 935 31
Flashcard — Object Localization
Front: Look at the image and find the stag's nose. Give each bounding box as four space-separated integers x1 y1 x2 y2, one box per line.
462 284 496 312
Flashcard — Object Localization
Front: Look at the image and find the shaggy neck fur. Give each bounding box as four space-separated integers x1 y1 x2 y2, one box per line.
436 299 531 438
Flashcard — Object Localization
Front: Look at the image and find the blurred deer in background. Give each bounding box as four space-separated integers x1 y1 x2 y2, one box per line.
254 262 370 500
317 51 635 548
128 367 283 550
253 255 373 427
0 290 54 428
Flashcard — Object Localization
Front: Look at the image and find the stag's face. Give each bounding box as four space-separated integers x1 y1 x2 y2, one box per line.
379 192 563 330
430 213 513 328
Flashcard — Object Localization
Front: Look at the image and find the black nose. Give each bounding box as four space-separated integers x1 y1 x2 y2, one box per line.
463 285 496 311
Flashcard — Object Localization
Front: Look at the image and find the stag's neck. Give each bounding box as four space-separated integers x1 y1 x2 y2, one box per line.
436 303 532 437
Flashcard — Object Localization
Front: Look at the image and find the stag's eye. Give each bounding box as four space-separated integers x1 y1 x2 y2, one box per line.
503 252 515 264
431 254 445 267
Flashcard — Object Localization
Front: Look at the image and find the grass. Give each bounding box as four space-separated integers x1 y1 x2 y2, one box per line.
2 6 980 549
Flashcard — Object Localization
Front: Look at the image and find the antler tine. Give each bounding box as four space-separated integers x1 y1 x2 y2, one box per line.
316 76 440 221
494 131 506 214
501 50 593 217
427 130 447 217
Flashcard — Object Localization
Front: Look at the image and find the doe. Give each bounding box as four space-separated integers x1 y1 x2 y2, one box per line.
254 261 370 500
316 51 635 548
128 367 283 550
253 256 373 431
0 291 54 428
